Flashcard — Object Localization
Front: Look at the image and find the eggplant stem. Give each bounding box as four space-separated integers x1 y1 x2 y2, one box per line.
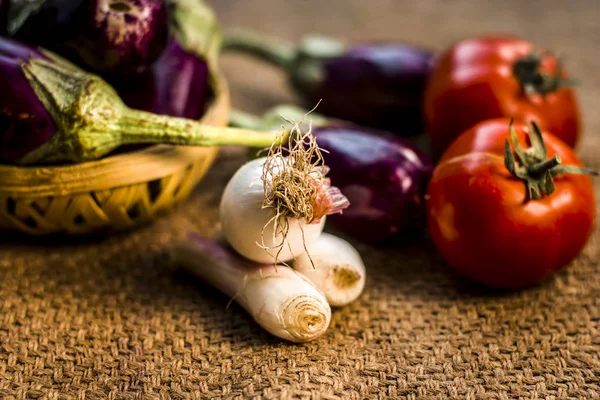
222 31 296 68
228 109 264 130
19 56 289 163
117 107 286 148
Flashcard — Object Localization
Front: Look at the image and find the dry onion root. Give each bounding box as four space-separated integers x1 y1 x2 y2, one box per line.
219 115 350 264
292 233 366 307
173 233 332 343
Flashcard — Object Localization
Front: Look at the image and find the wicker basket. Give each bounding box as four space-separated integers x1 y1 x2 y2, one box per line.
0 75 230 236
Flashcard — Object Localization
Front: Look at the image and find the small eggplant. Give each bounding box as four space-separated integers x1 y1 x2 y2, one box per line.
110 0 218 154
112 38 210 155
117 38 210 119
4 0 169 76
223 31 434 136
114 0 220 119
0 38 55 163
0 37 284 165
229 105 434 242
144 39 210 119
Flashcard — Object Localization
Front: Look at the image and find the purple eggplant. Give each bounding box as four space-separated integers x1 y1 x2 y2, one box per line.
117 38 210 120
311 124 433 242
0 38 55 162
229 105 434 242
223 32 434 136
5 0 169 76
0 37 284 165
109 0 217 153
113 0 219 118
111 38 211 155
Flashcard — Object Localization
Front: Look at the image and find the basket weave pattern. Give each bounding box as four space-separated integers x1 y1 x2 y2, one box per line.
0 76 230 235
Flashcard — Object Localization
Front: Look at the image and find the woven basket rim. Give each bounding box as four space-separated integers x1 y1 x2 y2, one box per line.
0 74 230 198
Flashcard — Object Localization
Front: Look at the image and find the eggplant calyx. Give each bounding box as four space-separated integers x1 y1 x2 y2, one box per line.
167 0 222 69
513 51 579 96
503 119 597 200
222 31 296 68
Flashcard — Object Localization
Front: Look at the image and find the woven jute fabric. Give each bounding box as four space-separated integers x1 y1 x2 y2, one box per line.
1 1 599 399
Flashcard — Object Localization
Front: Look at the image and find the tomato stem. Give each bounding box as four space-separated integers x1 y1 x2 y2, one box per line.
504 120 597 200
528 154 561 176
513 52 579 96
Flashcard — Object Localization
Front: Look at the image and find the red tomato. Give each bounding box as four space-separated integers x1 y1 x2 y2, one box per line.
426 119 596 289
424 35 581 160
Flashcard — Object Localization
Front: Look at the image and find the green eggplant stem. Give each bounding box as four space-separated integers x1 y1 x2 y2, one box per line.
167 0 222 71
228 109 264 130
18 56 286 164
117 108 284 148
222 32 296 69
229 105 330 133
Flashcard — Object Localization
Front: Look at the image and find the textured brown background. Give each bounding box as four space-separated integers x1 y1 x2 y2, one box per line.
1 0 600 399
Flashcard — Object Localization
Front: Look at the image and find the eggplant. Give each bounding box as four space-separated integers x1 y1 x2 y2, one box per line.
111 38 210 155
229 105 434 242
223 32 434 136
140 38 210 119
0 38 55 163
0 37 283 165
110 0 218 153
118 38 210 120
4 0 169 76
114 0 220 119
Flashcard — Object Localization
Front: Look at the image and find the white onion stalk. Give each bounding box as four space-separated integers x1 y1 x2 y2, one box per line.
219 122 349 264
173 233 332 343
292 233 366 307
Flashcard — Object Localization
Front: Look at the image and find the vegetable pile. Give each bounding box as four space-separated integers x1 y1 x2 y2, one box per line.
198 29 597 340
228 105 434 243
1 1 597 343
0 0 282 164
176 121 369 342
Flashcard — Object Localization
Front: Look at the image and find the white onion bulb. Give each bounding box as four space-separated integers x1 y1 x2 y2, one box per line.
220 156 326 264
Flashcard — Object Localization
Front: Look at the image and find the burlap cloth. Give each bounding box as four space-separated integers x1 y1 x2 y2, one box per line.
1 1 599 399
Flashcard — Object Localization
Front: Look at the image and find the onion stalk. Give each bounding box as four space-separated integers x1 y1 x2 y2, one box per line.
173 233 332 343
292 233 366 307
